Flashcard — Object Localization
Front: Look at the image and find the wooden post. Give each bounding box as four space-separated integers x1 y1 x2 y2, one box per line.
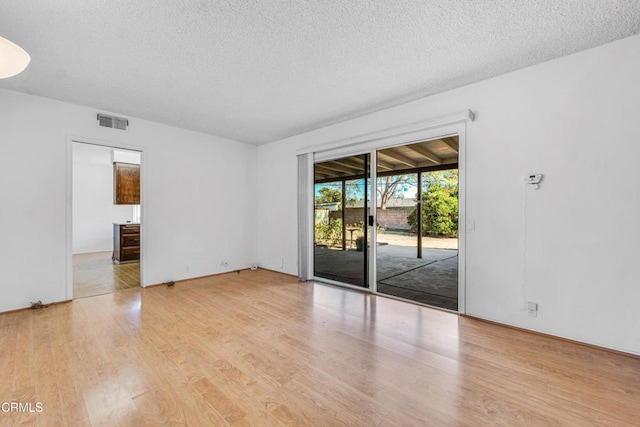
417 172 422 259
363 154 369 287
342 179 347 250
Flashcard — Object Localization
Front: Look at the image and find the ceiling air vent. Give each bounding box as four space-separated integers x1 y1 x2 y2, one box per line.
97 113 129 131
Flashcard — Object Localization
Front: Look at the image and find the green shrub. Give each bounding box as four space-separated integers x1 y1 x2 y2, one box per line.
315 218 343 248
408 179 458 237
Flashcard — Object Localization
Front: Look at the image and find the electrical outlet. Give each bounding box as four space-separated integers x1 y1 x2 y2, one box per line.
221 260 228 268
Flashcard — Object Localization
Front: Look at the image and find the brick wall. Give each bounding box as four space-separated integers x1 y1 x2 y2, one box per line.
329 207 414 231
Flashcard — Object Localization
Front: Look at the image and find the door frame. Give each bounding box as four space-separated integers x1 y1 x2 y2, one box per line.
65 135 146 300
307 113 471 313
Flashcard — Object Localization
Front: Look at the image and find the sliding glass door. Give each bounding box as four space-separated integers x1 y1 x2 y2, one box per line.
310 135 461 312
313 154 370 287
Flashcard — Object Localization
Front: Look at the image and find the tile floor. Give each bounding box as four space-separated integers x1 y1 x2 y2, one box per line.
73 251 140 299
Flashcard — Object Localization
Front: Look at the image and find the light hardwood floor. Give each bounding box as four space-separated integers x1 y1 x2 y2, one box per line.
73 251 140 299
1 269 638 426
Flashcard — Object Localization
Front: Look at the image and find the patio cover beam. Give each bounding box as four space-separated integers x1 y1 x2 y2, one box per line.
379 148 418 168
319 162 360 175
314 163 459 184
441 137 459 154
406 144 442 165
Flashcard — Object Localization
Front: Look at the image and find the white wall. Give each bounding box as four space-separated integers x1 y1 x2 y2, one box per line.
0 89 257 312
73 143 137 254
256 34 640 355
112 149 141 165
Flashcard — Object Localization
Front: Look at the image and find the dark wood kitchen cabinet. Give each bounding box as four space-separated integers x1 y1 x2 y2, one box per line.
113 162 140 204
113 223 140 263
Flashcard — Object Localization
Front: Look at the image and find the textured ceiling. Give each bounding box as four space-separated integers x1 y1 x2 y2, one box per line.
1 1 640 145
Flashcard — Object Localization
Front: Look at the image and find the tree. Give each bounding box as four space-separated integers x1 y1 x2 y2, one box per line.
422 170 458 193
344 181 362 208
407 170 459 237
315 187 341 205
377 174 416 209
315 181 364 208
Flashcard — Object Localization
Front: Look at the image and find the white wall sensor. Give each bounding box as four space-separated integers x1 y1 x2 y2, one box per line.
524 174 543 189
525 174 543 184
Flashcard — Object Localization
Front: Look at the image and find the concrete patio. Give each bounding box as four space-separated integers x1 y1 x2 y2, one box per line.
314 244 458 310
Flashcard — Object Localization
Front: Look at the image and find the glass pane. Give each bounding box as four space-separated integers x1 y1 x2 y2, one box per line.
375 138 459 310
314 154 369 287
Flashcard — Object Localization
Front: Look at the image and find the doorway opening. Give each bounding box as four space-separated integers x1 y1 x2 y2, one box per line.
311 135 460 311
71 142 141 299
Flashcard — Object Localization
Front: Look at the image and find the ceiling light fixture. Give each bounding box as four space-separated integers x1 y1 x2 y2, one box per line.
0 36 31 79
